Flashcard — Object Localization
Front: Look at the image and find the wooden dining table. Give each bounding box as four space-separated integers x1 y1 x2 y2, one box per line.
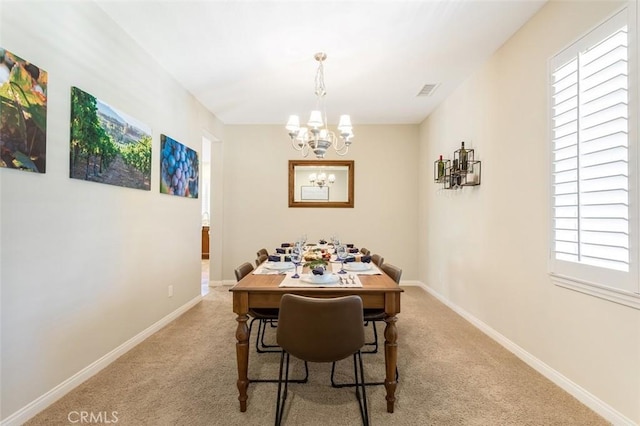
229 266 403 413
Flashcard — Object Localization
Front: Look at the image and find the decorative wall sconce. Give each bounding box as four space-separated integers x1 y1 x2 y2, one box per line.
434 141 481 189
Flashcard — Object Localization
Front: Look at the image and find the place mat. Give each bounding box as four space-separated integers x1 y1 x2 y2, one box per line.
278 272 362 288
330 262 381 275
253 262 295 275
329 254 369 263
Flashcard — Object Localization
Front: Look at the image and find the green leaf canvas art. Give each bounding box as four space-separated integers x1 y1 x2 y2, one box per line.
0 48 47 173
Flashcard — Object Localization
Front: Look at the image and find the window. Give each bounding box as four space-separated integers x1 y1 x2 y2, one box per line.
549 4 639 308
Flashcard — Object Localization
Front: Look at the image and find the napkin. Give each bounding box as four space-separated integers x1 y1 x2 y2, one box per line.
312 267 325 275
284 256 292 262
348 248 359 253
281 243 291 247
268 255 280 262
344 256 356 263
361 255 371 263
276 248 286 254
346 243 354 248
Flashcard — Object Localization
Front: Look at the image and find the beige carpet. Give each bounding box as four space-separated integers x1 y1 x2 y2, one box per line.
25 286 608 426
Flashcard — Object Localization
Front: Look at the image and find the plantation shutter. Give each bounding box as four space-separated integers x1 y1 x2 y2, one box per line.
550 9 635 293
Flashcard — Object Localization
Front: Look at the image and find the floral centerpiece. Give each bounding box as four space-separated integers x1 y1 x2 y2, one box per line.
303 247 332 262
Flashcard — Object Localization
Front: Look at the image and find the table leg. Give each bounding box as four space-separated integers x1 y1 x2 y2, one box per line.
384 314 398 413
235 313 250 412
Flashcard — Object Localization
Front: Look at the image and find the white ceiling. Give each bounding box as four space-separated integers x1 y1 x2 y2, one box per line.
97 0 546 125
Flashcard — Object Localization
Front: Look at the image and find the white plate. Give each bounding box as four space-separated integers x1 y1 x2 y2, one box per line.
264 262 294 271
300 273 340 284
344 262 372 272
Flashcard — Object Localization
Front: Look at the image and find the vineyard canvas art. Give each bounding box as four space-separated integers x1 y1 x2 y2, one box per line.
0 48 48 173
70 87 151 190
160 134 199 198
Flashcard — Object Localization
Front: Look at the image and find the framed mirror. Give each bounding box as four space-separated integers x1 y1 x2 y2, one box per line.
288 160 354 208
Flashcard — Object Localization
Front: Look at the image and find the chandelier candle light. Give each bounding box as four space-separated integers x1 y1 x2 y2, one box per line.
286 52 354 159
309 172 335 187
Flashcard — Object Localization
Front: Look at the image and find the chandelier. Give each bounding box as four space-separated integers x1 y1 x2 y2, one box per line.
309 172 335 187
286 52 354 159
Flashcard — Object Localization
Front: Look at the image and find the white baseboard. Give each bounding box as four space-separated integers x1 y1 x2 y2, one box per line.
208 279 235 287
10 282 632 425
1 295 202 426
415 282 636 426
399 280 422 287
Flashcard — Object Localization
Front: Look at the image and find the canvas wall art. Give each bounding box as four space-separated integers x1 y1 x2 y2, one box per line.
0 48 48 173
70 86 151 190
160 134 199 198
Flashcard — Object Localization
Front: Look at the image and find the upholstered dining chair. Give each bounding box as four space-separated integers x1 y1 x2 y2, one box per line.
235 262 279 354
364 262 401 354
275 294 369 426
380 263 402 285
355 252 385 354
235 261 254 282
360 247 370 256
234 262 308 384
255 253 268 267
256 248 269 258
331 262 402 388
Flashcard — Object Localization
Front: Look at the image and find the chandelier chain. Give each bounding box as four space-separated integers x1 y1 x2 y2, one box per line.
314 59 326 98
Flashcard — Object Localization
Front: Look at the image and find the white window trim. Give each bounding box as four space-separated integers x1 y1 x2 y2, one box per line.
550 274 640 309
548 1 640 310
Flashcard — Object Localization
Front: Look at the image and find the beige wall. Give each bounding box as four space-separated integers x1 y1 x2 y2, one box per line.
0 2 223 420
221 124 419 283
418 0 639 423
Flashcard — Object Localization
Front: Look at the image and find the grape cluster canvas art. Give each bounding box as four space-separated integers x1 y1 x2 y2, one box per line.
160 134 199 198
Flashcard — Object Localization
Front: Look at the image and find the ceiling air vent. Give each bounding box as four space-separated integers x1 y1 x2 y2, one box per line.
417 83 439 97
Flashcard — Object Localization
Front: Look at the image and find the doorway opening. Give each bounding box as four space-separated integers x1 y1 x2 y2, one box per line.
201 136 212 296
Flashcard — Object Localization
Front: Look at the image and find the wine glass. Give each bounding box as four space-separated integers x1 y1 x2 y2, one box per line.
290 246 302 279
336 244 348 274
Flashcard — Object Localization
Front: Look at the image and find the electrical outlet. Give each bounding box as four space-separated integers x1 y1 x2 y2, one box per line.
168 285 174 297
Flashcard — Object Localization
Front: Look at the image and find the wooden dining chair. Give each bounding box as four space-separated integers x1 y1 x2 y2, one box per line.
331 263 402 388
256 248 269 258
275 294 369 426
360 247 370 256
371 254 384 267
